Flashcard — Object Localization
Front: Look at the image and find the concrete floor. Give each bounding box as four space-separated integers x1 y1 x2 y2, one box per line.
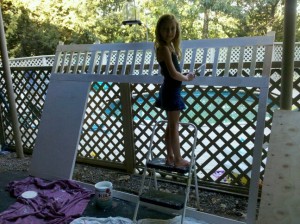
0 171 28 213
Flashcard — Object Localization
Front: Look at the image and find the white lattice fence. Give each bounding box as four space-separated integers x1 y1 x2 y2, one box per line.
3 37 300 193
0 42 296 68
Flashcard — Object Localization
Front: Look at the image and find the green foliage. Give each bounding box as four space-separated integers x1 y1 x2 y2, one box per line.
0 0 298 57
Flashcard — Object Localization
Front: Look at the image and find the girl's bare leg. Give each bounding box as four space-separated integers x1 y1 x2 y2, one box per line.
165 125 174 165
167 111 190 167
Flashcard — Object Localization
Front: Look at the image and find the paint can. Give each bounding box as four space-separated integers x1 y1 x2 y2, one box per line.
94 181 113 208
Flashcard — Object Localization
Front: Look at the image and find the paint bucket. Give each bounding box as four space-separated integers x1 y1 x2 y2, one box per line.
94 181 113 208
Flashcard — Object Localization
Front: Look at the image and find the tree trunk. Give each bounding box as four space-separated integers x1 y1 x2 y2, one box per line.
202 7 209 39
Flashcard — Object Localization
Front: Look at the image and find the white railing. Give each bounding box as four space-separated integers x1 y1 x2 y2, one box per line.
0 42 299 68
0 55 55 67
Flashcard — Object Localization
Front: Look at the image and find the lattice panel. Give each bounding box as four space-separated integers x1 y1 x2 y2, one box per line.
295 45 300 61
78 82 126 163
0 71 12 146
0 68 50 151
130 81 271 187
0 66 289 189
131 83 163 165
273 44 282 61
268 68 300 111
0 65 297 191
139 121 197 160
184 86 260 185
3 40 300 192
293 71 300 108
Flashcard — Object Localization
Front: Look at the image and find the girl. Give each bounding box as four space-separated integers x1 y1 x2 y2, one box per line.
154 14 195 167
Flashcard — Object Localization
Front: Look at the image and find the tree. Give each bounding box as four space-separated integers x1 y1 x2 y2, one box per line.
0 0 296 57
211 0 284 38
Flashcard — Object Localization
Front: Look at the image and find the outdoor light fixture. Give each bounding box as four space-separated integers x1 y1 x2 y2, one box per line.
122 0 142 26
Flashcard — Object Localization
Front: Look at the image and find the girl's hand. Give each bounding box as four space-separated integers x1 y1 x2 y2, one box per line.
184 72 195 81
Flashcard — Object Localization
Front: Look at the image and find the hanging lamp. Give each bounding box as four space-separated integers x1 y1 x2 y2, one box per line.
122 0 142 26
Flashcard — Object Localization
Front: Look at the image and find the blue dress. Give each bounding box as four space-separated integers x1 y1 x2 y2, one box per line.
155 52 186 111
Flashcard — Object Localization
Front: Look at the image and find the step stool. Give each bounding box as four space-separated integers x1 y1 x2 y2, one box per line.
133 120 200 223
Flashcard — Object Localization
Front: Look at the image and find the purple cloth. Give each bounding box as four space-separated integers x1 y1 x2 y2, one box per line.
0 177 94 224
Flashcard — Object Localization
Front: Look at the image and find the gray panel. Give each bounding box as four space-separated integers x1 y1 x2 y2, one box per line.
29 79 90 180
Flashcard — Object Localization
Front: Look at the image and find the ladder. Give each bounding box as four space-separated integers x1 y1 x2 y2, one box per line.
133 120 200 223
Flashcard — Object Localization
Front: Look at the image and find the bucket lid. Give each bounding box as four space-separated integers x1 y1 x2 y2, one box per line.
21 190 38 199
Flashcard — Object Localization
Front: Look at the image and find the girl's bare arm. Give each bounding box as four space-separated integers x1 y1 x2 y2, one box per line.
157 46 194 81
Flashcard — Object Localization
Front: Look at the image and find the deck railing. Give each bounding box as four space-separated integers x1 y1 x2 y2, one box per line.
1 42 298 68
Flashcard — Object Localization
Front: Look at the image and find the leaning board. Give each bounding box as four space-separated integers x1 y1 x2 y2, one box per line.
257 110 300 224
29 79 90 180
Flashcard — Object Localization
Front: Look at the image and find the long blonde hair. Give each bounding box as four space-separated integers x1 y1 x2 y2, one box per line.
154 14 182 59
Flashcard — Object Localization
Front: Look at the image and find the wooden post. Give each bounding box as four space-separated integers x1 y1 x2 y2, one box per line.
120 83 135 173
0 7 24 158
280 0 297 110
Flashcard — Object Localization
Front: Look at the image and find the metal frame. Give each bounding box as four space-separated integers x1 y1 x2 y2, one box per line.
133 120 199 223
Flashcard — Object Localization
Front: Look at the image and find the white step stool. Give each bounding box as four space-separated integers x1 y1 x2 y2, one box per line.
133 120 200 223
